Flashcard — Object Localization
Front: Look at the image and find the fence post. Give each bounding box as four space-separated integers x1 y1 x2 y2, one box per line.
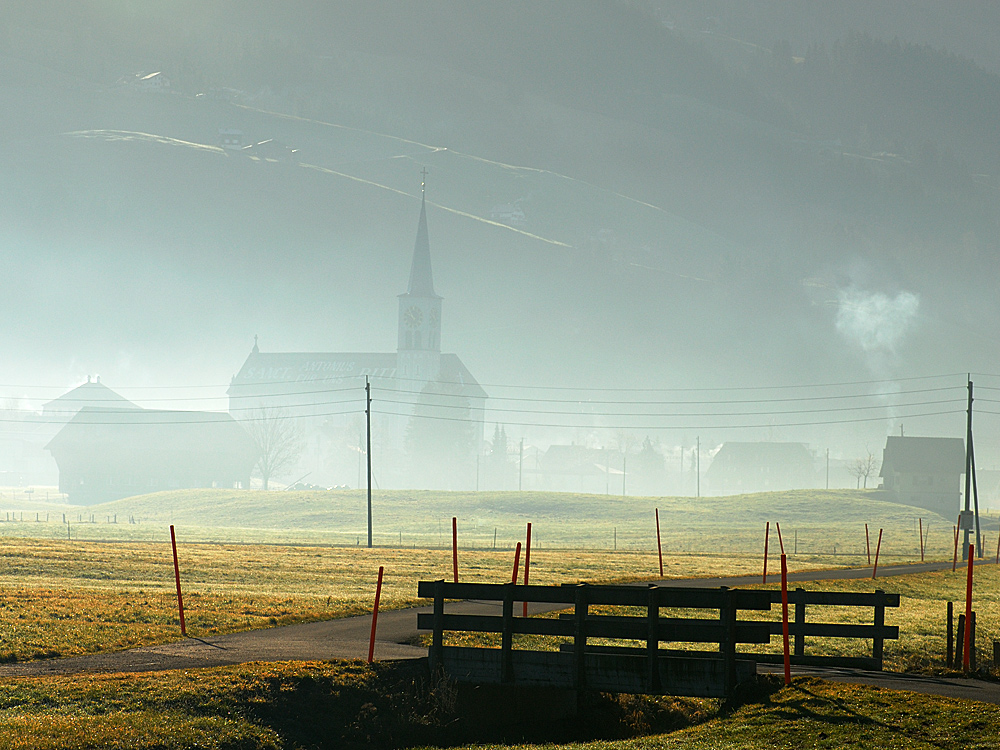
169 525 186 637
501 582 515 684
646 585 660 692
947 601 954 668
522 523 532 618
430 579 444 674
780 555 791 685
794 588 806 656
971 611 977 671
451 517 458 584
964 544 974 672
573 585 588 691
720 587 737 695
367 566 384 664
873 589 885 670
762 522 770 584
655 509 663 578
956 614 966 670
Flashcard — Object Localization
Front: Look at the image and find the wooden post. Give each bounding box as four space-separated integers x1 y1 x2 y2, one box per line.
451 517 458 583
780 554 791 685
169 525 186 637
762 521 770 584
655 508 663 578
993 639 999 668
430 579 444 674
573 585 588 690
971 611 977 671
995 531 999 565
947 601 954 668
501 582 514 684
953 521 960 572
873 589 886 670
646 585 660 692
511 542 521 584
720 587 737 695
872 528 883 579
956 614 966 671
794 588 806 656
865 523 871 565
367 566 384 664
522 523 532 618
919 518 924 562
964 544 974 672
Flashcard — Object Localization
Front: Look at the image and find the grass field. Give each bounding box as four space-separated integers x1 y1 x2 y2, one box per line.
0 489 970 563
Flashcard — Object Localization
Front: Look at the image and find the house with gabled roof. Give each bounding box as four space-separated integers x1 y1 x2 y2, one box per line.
880 435 965 519
227 183 486 489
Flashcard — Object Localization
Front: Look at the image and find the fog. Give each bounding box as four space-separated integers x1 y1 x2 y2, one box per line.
1 2 998 493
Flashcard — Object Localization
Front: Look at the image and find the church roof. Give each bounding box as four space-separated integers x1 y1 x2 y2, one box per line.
228 350 487 400
401 194 440 299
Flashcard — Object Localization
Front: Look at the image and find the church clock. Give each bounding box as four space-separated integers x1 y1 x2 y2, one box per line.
404 306 423 328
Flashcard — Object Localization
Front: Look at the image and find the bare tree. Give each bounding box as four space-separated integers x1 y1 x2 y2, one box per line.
850 449 881 489
242 406 304 490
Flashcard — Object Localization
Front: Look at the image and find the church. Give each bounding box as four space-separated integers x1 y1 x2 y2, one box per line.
227 186 487 489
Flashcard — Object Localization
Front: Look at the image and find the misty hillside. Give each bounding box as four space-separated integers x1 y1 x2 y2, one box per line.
0 1 998 429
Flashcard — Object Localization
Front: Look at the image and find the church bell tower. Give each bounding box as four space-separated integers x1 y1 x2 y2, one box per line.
397 174 442 386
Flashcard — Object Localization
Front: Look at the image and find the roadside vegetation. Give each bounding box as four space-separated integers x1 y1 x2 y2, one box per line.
0 666 995 749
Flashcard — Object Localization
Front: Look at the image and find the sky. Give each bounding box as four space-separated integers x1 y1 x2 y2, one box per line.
1 1 999 470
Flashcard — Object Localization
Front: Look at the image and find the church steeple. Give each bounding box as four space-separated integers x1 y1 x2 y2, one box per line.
398 171 443 378
405 173 439 299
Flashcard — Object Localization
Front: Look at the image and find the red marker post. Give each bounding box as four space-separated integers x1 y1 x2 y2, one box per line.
522 523 532 617
780 553 791 685
368 565 384 664
451 517 459 583
170 524 186 637
511 542 522 584
655 509 664 578
865 523 871 565
762 521 770 584
964 544 974 672
776 522 785 555
872 528 883 579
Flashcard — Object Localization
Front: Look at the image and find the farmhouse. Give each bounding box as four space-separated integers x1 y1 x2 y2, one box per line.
706 442 818 495
879 435 965 518
46 408 258 505
227 186 486 489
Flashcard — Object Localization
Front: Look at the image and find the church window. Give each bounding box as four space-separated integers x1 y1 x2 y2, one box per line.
414 332 422 349
405 331 413 349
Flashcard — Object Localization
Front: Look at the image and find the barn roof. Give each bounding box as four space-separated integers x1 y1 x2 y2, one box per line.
880 436 965 476
42 380 138 418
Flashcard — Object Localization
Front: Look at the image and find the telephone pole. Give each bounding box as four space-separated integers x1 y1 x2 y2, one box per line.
518 438 524 491
964 378 982 558
366 377 372 549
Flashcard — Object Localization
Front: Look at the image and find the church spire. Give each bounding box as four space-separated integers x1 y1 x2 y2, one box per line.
405 170 439 298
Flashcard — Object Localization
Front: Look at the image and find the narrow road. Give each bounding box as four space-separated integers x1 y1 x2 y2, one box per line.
3 558 997 705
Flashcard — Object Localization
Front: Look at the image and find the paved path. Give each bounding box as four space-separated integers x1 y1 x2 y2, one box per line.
3 559 999 704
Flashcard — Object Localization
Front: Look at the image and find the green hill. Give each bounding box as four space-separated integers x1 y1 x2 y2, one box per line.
71 488 960 560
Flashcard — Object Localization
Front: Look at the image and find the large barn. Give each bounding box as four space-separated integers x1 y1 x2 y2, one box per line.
227 189 487 489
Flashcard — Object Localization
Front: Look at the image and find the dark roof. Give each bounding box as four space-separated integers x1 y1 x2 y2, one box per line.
401 194 439 299
228 351 487 400
710 442 815 465
42 381 139 418
45 407 257 456
881 436 965 476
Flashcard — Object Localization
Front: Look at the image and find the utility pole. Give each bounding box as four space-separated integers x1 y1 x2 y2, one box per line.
964 378 982 558
605 448 610 495
622 451 627 498
366 377 372 549
518 438 524 491
696 436 700 498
